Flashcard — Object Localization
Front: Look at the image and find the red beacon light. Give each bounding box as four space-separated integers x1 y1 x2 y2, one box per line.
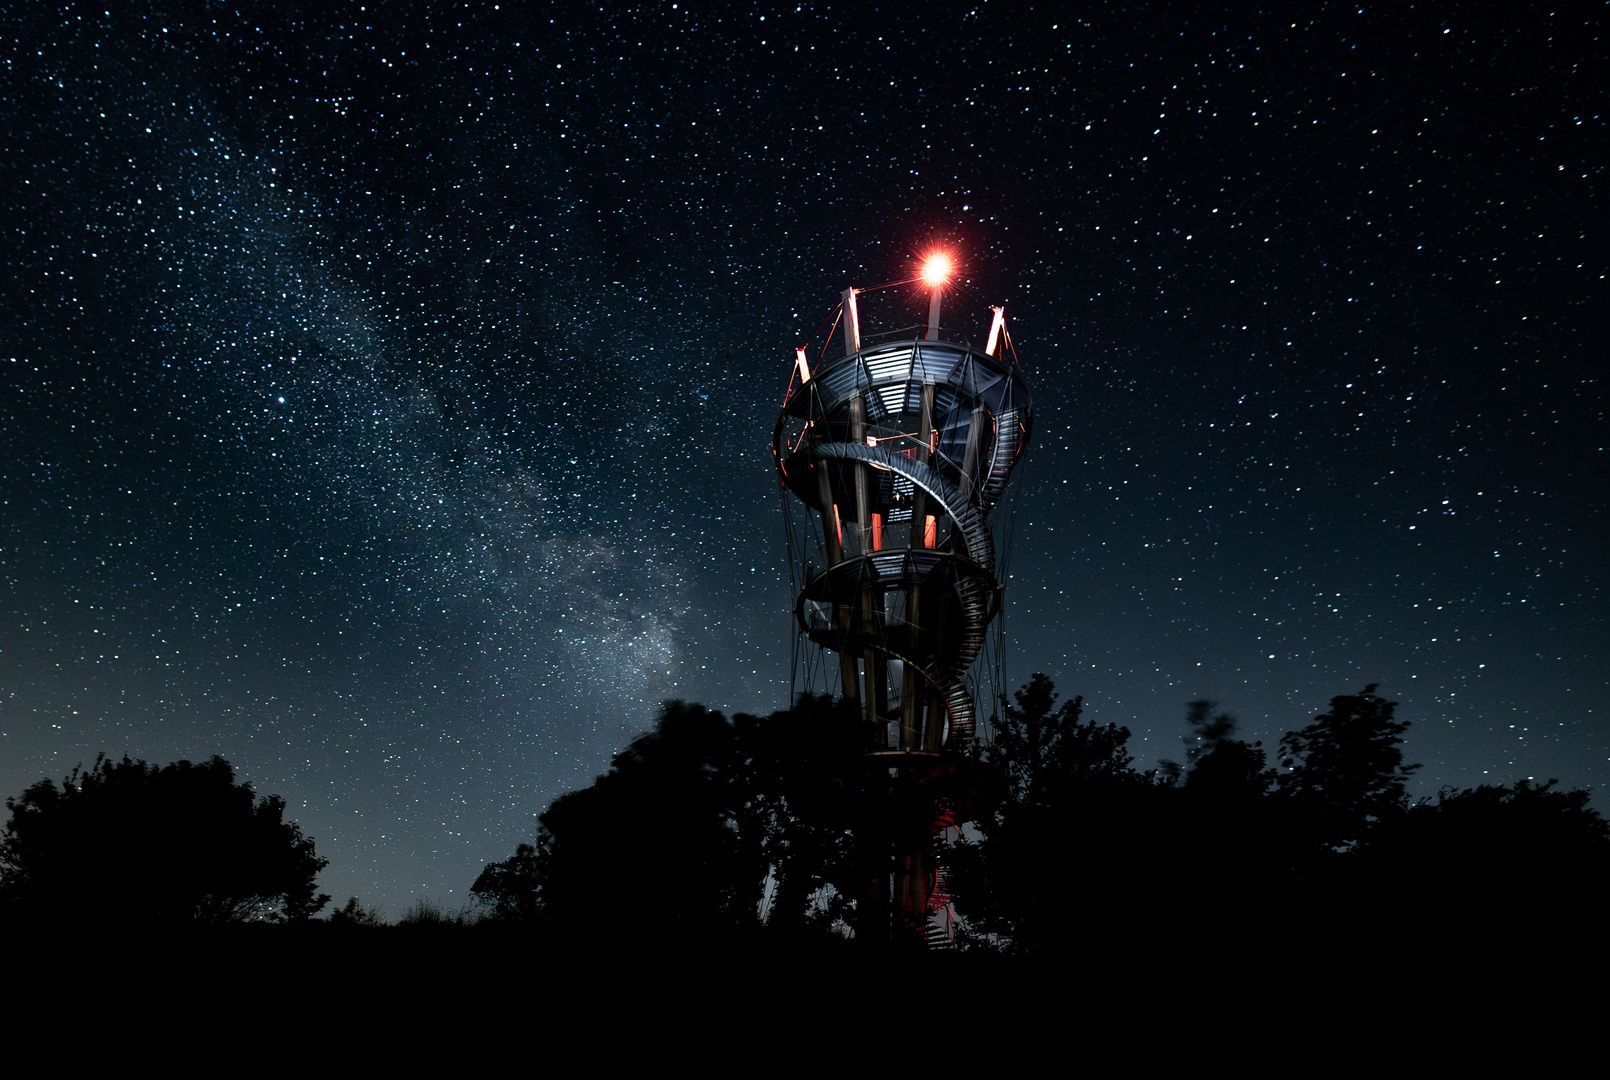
920 252 954 289
919 252 954 338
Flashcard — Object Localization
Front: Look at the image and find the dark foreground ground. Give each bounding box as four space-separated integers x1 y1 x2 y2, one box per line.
10 912 1600 1064
19 904 1604 988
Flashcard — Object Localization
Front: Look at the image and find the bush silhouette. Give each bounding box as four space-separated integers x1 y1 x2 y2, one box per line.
1 754 329 926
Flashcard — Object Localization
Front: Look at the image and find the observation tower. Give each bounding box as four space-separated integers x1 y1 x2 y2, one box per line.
773 253 1034 945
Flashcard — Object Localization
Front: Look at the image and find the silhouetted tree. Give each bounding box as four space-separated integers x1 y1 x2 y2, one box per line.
1357 779 1610 929
470 842 542 923
731 694 864 937
472 696 869 941
1277 685 1419 851
738 695 989 945
1166 704 1284 910
1 754 329 925
329 896 387 927
987 673 1134 805
947 676 1609 954
1171 700 1276 802
1183 699 1238 770
1186 738 1274 798
473 701 767 942
950 674 1161 952
1160 699 1261 788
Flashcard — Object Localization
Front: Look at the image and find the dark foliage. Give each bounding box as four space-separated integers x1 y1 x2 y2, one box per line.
1357 779 1610 927
952 677 1609 953
329 896 387 927
950 674 1164 952
1166 705 1285 910
1277 684 1419 851
1186 737 1274 800
470 843 543 923
1182 699 1240 772
731 693 866 936
468 677 1609 956
471 695 873 940
531 701 757 937
1 754 329 925
396 897 474 927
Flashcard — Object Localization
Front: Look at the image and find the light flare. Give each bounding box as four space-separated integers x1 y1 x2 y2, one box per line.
920 252 954 289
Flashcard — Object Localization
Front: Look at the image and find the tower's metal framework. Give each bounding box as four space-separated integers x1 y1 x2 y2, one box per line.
774 258 1034 946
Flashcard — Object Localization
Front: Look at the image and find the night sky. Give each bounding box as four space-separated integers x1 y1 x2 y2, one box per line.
2 2 1602 914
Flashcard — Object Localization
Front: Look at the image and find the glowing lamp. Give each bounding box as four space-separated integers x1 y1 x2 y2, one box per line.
920 253 953 289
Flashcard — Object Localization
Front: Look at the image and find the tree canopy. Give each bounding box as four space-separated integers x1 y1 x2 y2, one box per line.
467 676 1608 955
1277 684 1419 851
471 695 872 941
946 677 1609 953
1 754 329 926
529 700 761 938
948 674 1159 952
1355 778 1610 926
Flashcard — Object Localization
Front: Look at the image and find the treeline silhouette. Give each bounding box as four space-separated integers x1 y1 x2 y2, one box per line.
471 697 869 944
4 680 1605 958
0 753 328 927
466 678 1610 953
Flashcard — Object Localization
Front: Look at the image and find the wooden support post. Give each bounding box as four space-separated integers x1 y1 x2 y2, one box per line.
813 434 860 713
842 288 861 356
895 847 927 947
849 394 873 557
959 407 985 499
924 590 951 752
847 391 883 734
924 690 946 753
901 380 938 750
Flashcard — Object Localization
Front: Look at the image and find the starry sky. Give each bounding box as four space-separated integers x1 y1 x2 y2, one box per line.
2 1 1602 914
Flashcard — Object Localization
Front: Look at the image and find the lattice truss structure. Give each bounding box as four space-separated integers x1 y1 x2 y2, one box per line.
773 262 1035 945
